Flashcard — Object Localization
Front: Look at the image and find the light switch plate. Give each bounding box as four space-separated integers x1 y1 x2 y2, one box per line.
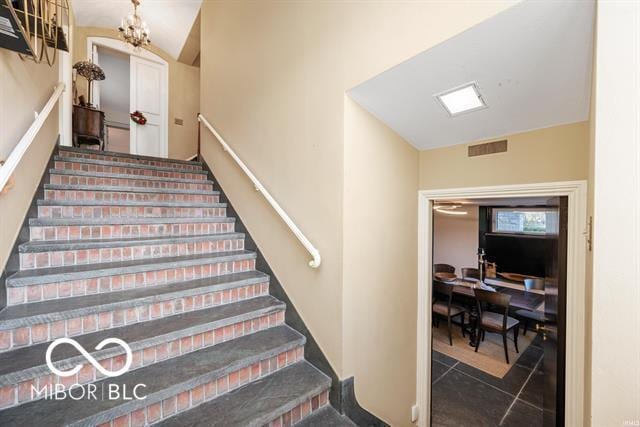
411 405 419 422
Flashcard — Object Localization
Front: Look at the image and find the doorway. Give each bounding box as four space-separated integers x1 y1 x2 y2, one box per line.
416 181 587 427
87 36 168 158
95 46 130 153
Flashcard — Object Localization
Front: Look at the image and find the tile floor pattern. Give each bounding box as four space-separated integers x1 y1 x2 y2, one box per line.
431 336 544 427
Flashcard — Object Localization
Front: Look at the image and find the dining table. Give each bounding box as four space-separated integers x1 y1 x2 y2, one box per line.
446 278 545 312
435 278 545 346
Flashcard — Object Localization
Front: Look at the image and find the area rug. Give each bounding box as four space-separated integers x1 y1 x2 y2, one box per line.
432 323 535 378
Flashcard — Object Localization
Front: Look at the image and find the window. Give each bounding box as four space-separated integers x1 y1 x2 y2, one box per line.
491 208 559 235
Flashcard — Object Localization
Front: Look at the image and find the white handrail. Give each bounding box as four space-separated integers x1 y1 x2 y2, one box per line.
0 82 65 193
198 113 322 268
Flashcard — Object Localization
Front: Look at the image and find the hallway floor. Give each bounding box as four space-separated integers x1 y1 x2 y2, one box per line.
431 336 544 426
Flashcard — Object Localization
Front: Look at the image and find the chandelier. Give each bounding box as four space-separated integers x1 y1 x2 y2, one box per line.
118 0 151 49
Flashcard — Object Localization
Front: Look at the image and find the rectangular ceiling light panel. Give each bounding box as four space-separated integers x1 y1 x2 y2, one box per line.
435 82 487 116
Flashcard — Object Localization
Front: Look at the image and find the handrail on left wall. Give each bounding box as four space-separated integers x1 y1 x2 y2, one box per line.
0 82 65 193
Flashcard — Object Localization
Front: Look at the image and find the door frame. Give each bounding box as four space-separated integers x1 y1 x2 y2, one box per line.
416 180 587 427
86 36 169 157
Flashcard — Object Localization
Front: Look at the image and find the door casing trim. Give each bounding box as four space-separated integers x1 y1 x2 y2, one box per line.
416 180 587 427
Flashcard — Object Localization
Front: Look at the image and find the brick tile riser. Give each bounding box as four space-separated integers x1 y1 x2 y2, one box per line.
53 161 207 181
0 311 290 410
20 239 245 270
263 390 330 427
30 222 234 241
0 281 272 355
37 205 226 220
7 259 257 306
58 151 202 172
44 189 219 204
50 175 213 191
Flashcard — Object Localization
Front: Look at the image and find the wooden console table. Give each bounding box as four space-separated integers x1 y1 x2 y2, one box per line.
72 105 105 150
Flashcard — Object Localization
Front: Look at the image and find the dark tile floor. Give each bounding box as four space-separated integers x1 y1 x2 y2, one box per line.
431 336 545 427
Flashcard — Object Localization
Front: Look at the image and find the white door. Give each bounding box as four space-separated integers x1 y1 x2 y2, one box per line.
130 55 167 157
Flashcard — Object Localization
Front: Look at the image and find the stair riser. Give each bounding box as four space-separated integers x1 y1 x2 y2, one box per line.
264 389 330 427
20 239 245 270
58 151 202 172
30 222 235 241
50 175 213 191
94 345 302 427
54 160 207 181
37 205 226 219
44 189 220 204
0 311 287 409
0 281 272 354
7 259 257 305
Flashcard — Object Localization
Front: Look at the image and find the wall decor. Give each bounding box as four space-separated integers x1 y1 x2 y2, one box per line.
0 0 70 66
130 110 147 125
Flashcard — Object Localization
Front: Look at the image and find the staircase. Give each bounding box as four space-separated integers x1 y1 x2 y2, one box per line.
0 146 355 426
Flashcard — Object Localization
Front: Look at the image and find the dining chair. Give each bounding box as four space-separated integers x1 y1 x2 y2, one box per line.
461 267 480 281
432 281 466 346
434 264 455 274
473 288 520 363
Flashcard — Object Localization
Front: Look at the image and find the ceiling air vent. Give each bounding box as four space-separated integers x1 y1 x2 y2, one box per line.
468 139 507 157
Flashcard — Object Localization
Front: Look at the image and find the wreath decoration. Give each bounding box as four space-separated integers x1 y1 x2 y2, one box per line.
130 111 147 125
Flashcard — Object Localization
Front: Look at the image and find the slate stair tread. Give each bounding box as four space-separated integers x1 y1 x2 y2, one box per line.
6 250 256 287
58 146 203 166
156 361 331 427
53 155 209 175
295 406 358 427
0 270 269 328
0 325 303 427
0 295 284 384
29 216 234 226
19 232 245 252
50 168 211 184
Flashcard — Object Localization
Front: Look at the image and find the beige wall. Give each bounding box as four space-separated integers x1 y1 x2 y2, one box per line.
590 2 640 425
73 27 200 160
433 208 480 277
419 122 590 190
199 2 515 425
343 98 418 425
0 44 61 273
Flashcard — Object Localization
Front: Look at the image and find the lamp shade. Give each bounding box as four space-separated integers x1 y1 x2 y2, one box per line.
73 61 105 82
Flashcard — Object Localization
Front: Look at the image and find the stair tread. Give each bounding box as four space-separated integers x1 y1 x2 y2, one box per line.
0 325 303 427
19 232 245 253
0 270 268 328
44 183 219 195
0 295 282 384
157 361 330 427
29 216 235 226
6 250 256 287
54 155 209 175
37 199 226 208
50 168 211 184
59 146 203 166
295 406 357 427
